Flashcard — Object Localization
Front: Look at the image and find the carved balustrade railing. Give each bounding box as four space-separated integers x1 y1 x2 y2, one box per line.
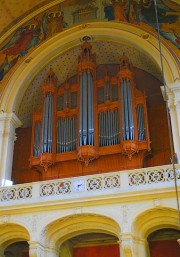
0 164 180 205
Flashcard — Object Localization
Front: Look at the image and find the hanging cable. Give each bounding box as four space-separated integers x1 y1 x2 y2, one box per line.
154 0 180 233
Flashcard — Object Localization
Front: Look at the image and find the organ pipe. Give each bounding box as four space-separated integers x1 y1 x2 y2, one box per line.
121 79 134 141
79 71 94 146
42 94 54 153
30 42 150 170
137 104 146 141
57 116 77 153
33 122 41 156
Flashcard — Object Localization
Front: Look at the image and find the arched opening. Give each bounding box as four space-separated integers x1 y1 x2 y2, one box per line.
4 241 29 257
10 34 172 184
132 207 180 256
60 233 119 257
42 213 120 257
0 223 30 257
148 228 180 257
0 0 179 186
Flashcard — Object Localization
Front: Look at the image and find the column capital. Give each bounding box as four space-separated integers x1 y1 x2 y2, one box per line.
0 112 22 128
28 241 45 257
0 113 22 185
167 82 180 104
168 81 180 92
119 233 134 257
28 241 59 257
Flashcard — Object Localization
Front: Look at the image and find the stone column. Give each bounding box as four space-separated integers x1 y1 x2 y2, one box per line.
28 241 45 257
175 101 180 137
28 241 59 257
119 233 133 257
134 238 149 257
162 83 180 163
119 234 149 257
0 113 22 186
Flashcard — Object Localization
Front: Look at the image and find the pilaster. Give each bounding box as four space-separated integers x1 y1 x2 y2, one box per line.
119 234 149 257
28 241 45 257
28 241 59 257
0 112 22 186
168 82 180 163
161 83 180 163
134 238 149 257
119 233 134 257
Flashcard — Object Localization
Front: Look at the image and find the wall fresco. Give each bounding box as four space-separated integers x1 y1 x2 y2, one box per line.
0 0 179 82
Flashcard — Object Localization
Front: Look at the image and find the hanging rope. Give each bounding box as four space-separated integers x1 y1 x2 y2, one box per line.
154 0 180 231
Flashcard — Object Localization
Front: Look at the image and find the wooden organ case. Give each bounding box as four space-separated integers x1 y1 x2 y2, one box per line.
30 42 151 175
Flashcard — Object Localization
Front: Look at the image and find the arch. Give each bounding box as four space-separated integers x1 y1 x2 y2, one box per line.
0 223 30 249
1 22 179 115
41 213 120 249
132 207 179 239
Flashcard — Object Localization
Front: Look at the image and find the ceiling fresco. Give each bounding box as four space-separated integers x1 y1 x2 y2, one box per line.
0 0 179 84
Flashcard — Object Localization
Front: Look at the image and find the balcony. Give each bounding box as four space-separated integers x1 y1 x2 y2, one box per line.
0 164 180 208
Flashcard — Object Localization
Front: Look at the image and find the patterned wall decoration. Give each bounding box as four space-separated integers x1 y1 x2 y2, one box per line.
18 40 161 127
0 0 179 82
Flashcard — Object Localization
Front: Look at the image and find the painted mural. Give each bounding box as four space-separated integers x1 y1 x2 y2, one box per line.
0 0 179 82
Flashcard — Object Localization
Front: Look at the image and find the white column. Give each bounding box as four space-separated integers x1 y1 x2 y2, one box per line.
119 234 149 257
168 100 180 163
28 241 59 257
28 241 45 257
134 238 149 257
119 233 133 257
0 113 22 186
162 83 180 163
175 101 180 137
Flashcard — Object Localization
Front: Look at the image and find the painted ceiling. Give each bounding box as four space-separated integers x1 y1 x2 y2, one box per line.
0 0 180 82
0 0 180 34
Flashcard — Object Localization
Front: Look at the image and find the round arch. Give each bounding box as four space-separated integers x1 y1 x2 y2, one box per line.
0 223 30 249
41 213 120 249
132 207 179 239
1 21 179 115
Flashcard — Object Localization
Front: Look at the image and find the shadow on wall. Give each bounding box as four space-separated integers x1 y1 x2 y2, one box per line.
4 241 29 257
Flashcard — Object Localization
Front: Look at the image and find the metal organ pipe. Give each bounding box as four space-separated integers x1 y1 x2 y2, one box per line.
34 122 41 156
42 94 54 153
57 116 77 153
137 104 146 140
79 71 94 146
88 72 94 145
30 49 150 170
98 109 120 147
121 79 134 141
82 71 88 145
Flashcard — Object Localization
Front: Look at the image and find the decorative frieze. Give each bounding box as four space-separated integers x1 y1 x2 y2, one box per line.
0 165 179 204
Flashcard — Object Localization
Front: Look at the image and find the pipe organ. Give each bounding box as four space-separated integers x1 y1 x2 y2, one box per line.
30 42 150 171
